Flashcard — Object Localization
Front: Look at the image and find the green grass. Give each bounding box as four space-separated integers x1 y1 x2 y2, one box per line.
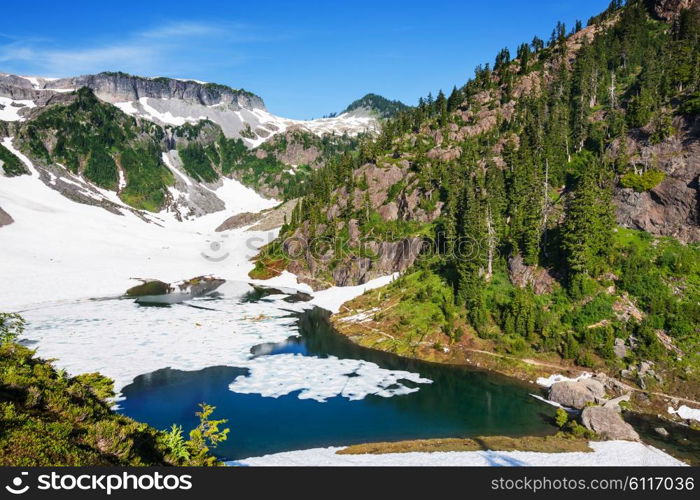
337 435 591 455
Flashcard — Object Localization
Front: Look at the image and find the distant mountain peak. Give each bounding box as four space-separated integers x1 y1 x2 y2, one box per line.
341 93 409 119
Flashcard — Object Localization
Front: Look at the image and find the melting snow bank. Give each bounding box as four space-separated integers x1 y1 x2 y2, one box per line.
231 441 686 467
668 405 700 422
260 272 398 314
536 372 593 388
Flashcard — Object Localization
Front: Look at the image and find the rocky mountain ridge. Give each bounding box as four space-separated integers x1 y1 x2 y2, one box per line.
0 72 391 147
0 73 402 216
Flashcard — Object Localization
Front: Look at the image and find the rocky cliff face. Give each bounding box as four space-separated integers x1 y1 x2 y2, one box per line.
48 72 265 110
611 115 700 243
652 0 699 20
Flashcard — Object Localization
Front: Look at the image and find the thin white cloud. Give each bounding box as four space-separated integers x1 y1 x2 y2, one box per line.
0 20 273 78
139 21 229 39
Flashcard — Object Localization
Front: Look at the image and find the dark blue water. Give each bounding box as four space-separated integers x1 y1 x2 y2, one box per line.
119 308 556 460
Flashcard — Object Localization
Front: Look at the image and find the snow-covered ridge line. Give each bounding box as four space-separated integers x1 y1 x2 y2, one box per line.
0 72 381 147
110 96 378 147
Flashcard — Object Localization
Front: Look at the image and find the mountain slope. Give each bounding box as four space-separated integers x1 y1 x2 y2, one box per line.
258 0 700 401
0 73 398 215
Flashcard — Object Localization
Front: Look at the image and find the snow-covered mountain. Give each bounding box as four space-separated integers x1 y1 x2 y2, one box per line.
0 71 380 147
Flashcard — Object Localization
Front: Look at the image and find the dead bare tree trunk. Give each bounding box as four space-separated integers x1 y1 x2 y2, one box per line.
609 71 617 109
541 158 550 256
485 205 495 282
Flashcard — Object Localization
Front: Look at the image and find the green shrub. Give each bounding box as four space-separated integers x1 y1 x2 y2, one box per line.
0 315 226 466
0 313 25 344
619 169 666 192
0 144 29 177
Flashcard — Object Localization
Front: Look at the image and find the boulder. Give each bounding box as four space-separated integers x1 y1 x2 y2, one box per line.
655 427 670 438
613 338 628 358
507 254 556 295
0 206 13 228
548 378 606 409
581 406 640 441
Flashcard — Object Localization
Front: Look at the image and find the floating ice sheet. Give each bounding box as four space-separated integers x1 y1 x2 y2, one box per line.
229 353 432 402
21 287 432 403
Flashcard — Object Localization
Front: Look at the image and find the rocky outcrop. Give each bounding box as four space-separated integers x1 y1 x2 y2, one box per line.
508 254 557 294
49 72 265 110
284 233 424 290
215 199 297 232
612 116 700 243
0 206 13 227
548 378 607 409
125 276 225 304
216 211 265 232
0 73 39 100
612 293 644 322
581 406 640 441
330 238 425 287
652 0 699 20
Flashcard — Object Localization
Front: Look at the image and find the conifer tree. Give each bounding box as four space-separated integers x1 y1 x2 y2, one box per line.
562 152 615 294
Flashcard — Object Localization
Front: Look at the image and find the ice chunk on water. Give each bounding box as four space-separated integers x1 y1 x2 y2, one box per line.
228 353 432 402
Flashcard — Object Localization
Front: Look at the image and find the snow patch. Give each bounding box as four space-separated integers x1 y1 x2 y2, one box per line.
668 405 700 422
138 97 199 126
310 274 398 313
530 394 572 410
0 97 36 121
114 101 138 115
536 372 593 388
233 440 686 467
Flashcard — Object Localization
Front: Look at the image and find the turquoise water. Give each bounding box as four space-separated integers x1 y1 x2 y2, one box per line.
119 307 556 460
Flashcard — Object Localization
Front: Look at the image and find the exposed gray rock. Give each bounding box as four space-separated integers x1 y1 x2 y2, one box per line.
216 199 297 232
612 116 700 243
508 254 557 295
50 72 265 109
548 378 606 409
652 0 699 21
581 406 640 441
0 206 13 227
614 338 628 359
126 276 225 304
655 427 670 438
247 200 297 232
603 393 631 411
593 373 634 397
216 211 265 232
612 293 645 322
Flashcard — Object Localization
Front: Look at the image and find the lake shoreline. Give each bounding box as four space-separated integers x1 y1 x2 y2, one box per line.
327 303 699 465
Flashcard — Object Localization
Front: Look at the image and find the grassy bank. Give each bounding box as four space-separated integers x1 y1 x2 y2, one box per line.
337 436 592 455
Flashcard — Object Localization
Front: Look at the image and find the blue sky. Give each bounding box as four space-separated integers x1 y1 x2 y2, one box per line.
0 1 611 119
